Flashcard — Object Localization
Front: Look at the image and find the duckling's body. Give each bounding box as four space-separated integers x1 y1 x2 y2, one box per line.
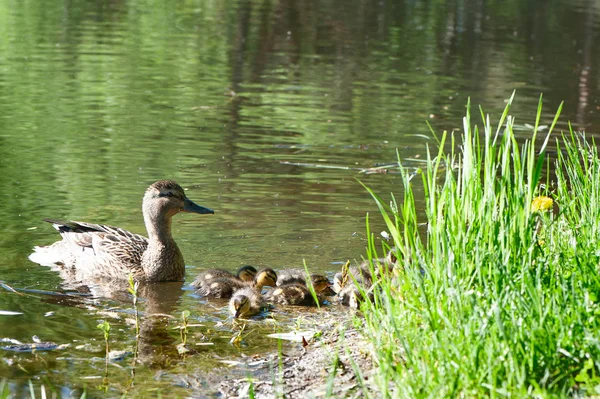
333 266 371 294
277 269 309 286
28 180 214 283
196 277 245 298
191 265 257 289
229 287 266 318
339 283 372 308
334 248 399 307
266 283 319 306
277 269 335 296
196 268 277 298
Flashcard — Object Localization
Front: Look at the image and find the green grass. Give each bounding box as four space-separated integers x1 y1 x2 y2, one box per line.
358 93 600 397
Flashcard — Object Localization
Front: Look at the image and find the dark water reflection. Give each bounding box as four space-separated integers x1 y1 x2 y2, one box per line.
1 0 600 395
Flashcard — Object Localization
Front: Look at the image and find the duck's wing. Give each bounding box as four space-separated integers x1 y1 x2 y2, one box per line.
42 219 148 269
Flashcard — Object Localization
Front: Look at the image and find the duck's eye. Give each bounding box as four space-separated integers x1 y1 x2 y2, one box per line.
166 192 174 197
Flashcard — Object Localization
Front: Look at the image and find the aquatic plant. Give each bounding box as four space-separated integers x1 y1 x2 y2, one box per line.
357 94 600 396
127 273 140 388
177 310 191 355
97 320 111 386
229 322 246 347
303 260 321 309
127 274 140 341
0 380 7 399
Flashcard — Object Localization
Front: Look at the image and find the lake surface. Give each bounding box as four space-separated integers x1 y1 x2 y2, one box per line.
1 0 600 396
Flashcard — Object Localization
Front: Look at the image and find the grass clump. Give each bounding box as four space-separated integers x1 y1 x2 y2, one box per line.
360 93 600 397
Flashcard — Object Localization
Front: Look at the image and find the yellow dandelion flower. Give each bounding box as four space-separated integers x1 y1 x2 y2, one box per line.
531 196 554 212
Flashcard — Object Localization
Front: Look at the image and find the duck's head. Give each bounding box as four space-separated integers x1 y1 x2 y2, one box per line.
237 265 258 282
310 274 333 293
254 268 277 289
229 294 250 318
143 180 214 218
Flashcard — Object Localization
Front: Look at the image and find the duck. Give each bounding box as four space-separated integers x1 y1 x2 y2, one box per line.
266 283 320 306
277 269 335 296
191 265 257 288
229 287 266 318
195 268 277 298
28 180 214 282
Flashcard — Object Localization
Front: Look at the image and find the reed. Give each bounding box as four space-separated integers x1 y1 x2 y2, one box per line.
96 320 111 388
127 274 140 389
357 94 600 397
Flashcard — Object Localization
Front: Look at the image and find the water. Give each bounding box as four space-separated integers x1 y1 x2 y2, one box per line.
1 0 600 396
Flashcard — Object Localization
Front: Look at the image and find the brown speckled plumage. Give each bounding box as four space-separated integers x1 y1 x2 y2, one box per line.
191 265 257 288
195 268 277 298
266 284 320 306
333 248 399 308
276 269 333 295
29 180 214 283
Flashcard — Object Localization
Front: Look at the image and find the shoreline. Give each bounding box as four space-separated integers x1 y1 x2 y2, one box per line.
218 326 375 398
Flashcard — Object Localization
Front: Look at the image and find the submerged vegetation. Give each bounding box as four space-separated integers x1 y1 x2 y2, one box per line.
359 94 600 397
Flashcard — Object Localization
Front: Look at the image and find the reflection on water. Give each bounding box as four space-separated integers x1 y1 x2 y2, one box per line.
1 0 600 395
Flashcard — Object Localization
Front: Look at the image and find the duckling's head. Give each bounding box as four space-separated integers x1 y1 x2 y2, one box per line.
386 247 399 265
332 272 343 294
229 294 250 318
309 274 332 293
143 180 214 219
237 265 258 282
254 268 278 289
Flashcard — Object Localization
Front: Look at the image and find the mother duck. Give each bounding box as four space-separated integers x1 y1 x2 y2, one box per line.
29 180 214 282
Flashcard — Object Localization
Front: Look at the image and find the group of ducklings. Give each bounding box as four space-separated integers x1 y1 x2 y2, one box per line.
191 266 335 318
191 248 400 318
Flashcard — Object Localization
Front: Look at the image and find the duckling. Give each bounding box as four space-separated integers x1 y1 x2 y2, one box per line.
334 247 400 294
191 265 257 288
266 283 319 306
333 272 344 294
335 248 399 306
308 274 336 296
196 268 277 298
277 269 335 296
339 283 373 309
358 248 398 280
229 287 266 318
333 266 372 294
277 268 308 286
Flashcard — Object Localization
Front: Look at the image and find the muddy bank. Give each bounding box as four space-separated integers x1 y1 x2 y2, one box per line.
217 324 376 398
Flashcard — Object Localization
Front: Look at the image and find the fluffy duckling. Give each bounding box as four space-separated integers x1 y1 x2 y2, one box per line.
277 269 335 296
196 268 277 298
339 284 372 309
229 287 266 318
191 265 257 288
277 268 308 286
266 283 319 306
334 248 400 307
358 248 398 279
333 266 371 294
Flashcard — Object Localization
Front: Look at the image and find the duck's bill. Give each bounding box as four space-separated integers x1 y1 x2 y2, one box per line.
234 309 242 318
184 199 215 214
